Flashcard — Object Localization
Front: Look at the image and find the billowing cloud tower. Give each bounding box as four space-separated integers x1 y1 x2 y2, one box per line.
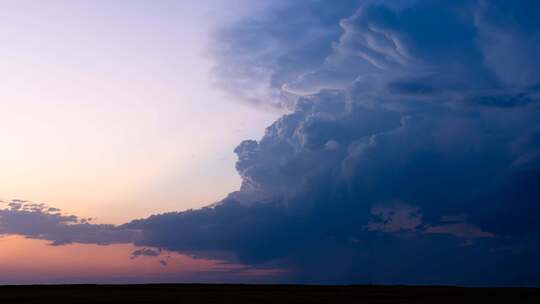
126 0 540 285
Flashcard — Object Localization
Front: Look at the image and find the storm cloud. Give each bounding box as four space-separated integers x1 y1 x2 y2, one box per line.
120 0 540 286
3 0 540 285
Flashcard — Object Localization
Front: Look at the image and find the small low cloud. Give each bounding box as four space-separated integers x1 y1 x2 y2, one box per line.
367 202 422 233
130 248 162 259
425 222 495 239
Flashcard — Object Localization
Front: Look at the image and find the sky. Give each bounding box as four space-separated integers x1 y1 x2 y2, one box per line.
1 0 540 286
0 0 277 223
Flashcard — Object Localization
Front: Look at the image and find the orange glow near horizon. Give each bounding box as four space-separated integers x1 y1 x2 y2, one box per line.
0 235 285 284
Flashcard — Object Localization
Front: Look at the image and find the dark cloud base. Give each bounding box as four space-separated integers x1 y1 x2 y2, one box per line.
124 92 540 285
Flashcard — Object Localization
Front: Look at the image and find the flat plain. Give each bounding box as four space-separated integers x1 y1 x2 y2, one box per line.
0 284 539 304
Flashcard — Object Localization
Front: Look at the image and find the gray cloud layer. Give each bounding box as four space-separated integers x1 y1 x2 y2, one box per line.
0 200 138 246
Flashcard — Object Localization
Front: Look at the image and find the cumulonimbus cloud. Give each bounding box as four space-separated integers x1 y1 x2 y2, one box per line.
3 0 540 286
125 0 540 285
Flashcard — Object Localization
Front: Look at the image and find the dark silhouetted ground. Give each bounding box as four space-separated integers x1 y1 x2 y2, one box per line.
0 284 539 303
